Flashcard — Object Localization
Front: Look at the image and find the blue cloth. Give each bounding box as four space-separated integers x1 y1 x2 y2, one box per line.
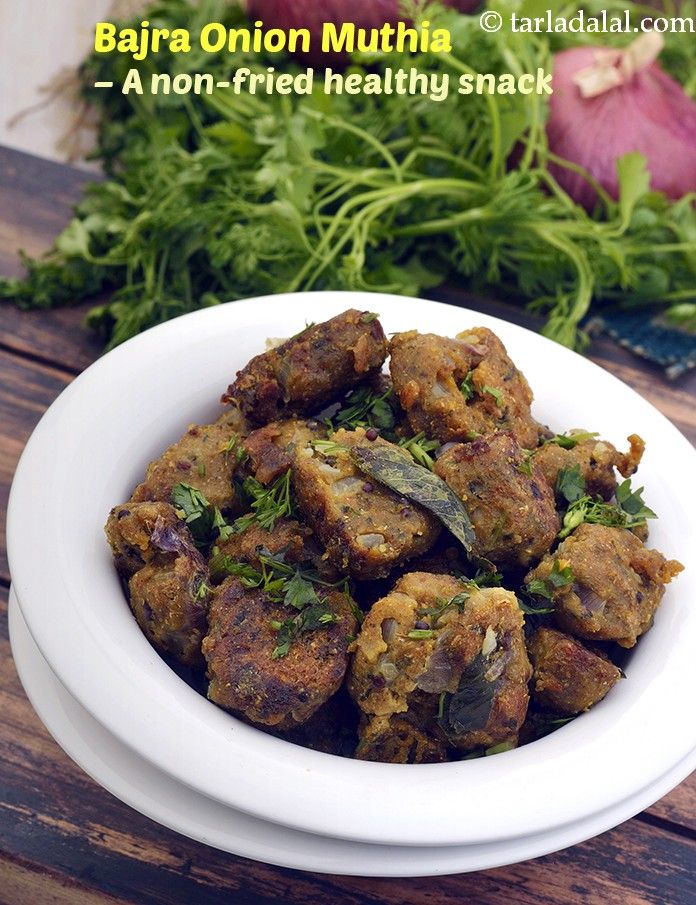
591 310 696 379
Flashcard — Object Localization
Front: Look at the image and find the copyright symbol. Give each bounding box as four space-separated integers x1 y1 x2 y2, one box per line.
479 10 503 32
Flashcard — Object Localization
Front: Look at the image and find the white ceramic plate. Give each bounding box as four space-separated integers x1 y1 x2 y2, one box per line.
10 589 696 877
8 292 696 848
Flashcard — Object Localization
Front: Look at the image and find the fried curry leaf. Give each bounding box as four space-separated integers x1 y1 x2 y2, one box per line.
555 464 586 504
350 444 476 552
438 654 497 738
171 483 231 548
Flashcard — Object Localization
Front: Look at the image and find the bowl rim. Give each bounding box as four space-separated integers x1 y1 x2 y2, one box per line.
8 291 696 847
10 587 696 876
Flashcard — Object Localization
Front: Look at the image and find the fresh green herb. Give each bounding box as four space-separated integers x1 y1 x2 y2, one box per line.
615 479 657 523
528 713 577 741
350 444 476 552
233 470 293 534
559 479 656 538
459 370 475 401
208 555 265 587
517 450 534 477
223 433 248 467
311 439 349 457
556 464 586 505
3 1 695 350
544 431 600 450
482 385 504 408
288 321 315 341
484 740 517 756
208 547 346 658
360 312 380 324
407 629 435 640
418 590 470 623
526 560 575 602
469 569 503 588
332 385 396 433
518 596 556 616
171 483 231 548
272 601 340 659
197 462 206 478
397 432 440 470
193 579 211 601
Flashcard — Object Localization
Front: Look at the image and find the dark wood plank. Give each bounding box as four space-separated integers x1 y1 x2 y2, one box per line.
1 302 103 376
0 351 72 582
1 584 695 905
0 147 93 276
0 853 134 905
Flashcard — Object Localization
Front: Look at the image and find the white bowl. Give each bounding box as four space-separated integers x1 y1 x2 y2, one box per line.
7 292 696 848
11 588 696 876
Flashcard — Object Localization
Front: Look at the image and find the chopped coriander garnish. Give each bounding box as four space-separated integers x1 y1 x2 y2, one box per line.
517 450 534 476
360 312 380 324
233 470 294 534
559 478 656 539
459 370 475 401
417 591 470 623
197 461 206 478
544 430 599 449
407 629 435 640
223 432 248 467
272 601 340 659
615 479 657 523
398 432 440 470
482 385 503 408
210 548 350 659
525 560 575 605
331 384 396 433
171 483 231 548
469 568 503 588
312 439 349 456
193 579 211 601
556 464 586 504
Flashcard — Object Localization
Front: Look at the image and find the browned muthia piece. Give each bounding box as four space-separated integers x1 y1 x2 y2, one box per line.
527 627 622 714
105 501 210 667
242 417 324 485
433 432 560 568
533 433 645 501
202 579 357 730
525 523 683 648
130 408 249 515
389 327 542 448
291 428 441 580
222 310 388 425
211 517 338 585
348 573 532 758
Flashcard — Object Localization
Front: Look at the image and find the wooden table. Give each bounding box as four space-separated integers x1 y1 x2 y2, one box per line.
1 145 695 905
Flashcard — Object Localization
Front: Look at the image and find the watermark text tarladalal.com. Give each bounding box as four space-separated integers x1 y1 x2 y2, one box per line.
479 8 695 34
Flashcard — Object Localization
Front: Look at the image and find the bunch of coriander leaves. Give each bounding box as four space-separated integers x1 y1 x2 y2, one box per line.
1 0 695 350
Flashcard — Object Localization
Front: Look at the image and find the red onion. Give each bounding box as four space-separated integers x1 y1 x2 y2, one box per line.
247 0 481 64
547 33 696 209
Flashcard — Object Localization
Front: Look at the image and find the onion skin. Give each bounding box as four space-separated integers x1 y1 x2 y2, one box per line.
548 46 696 210
247 0 481 65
